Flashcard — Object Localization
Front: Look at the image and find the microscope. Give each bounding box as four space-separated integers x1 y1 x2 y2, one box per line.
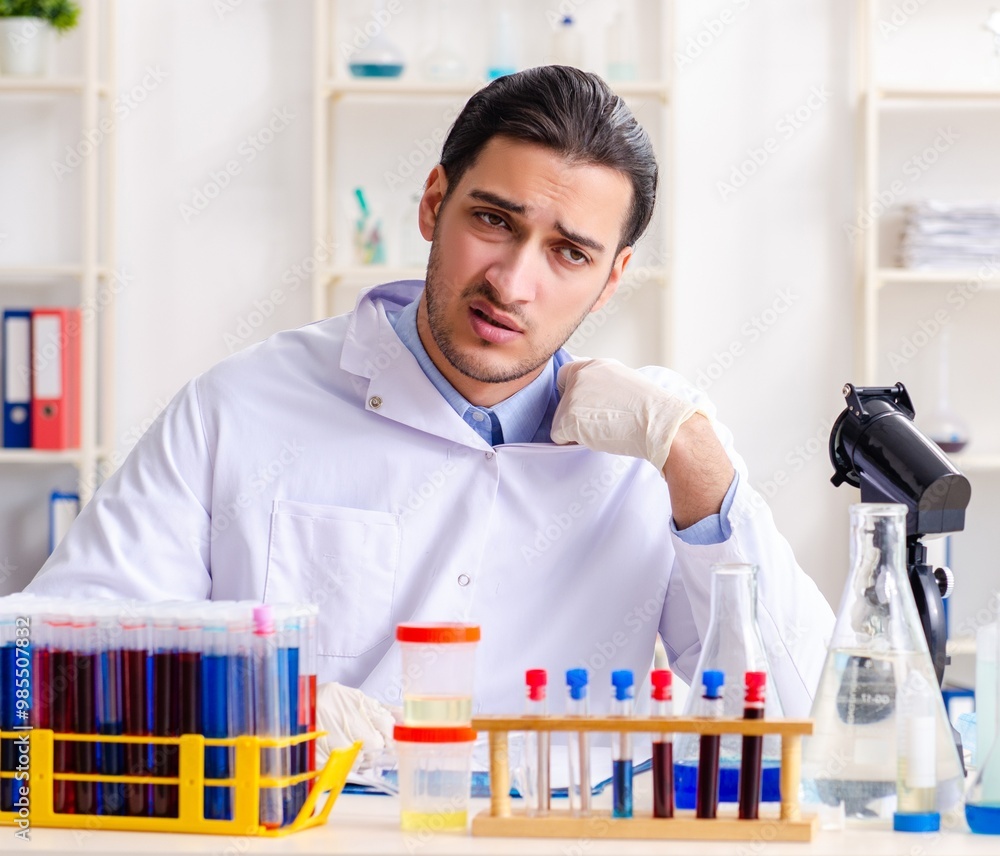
829 382 972 687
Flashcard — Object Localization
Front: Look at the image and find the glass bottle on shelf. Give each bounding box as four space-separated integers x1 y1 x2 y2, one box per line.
672 563 783 809
800 504 964 822
923 324 970 453
967 615 1000 834
486 0 518 81
420 0 467 82
606 0 639 81
348 0 405 78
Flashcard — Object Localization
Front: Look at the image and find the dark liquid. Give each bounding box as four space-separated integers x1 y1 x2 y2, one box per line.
74 652 97 815
0 645 16 812
652 740 674 818
738 708 764 819
152 651 179 818
202 654 231 821
612 758 633 818
99 650 124 816
51 650 76 814
121 649 149 817
696 734 720 819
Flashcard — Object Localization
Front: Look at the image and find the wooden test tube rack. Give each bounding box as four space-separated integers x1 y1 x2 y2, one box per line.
470 715 818 842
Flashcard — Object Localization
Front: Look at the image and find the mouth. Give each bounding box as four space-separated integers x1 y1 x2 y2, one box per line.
468 300 523 333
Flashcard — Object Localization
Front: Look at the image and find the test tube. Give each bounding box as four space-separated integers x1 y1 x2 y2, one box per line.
650 669 673 818
301 605 318 786
524 669 549 817
0 605 17 813
738 671 766 820
253 604 286 829
120 607 150 817
151 608 179 818
611 669 634 819
95 603 125 816
202 606 232 821
274 605 299 825
47 609 76 814
696 669 725 819
565 668 591 817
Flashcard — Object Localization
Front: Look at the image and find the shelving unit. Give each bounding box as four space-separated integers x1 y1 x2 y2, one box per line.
0 0 116 512
312 0 675 367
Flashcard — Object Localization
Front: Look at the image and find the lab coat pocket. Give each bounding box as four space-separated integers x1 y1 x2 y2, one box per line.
265 500 400 657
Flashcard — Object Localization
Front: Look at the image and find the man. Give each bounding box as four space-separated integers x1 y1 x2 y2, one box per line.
27 66 833 750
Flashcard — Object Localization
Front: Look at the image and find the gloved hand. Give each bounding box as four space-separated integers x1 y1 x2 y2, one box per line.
315 681 399 771
551 358 707 473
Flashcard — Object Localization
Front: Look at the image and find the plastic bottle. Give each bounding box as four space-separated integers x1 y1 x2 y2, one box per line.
486 0 518 80
893 669 939 832
550 15 582 68
606 0 639 81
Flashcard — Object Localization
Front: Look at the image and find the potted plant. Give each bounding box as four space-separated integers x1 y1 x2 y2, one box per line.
0 1 80 77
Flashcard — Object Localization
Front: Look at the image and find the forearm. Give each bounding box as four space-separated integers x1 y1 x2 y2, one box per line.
661 414 735 530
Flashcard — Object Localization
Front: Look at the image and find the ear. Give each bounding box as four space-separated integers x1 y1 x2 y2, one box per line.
590 246 633 314
418 165 448 241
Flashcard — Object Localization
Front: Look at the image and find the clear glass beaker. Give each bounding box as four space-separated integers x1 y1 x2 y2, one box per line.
800 504 964 822
673 563 784 808
967 616 1000 834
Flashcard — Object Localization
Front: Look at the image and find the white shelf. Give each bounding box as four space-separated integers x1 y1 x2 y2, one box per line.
0 77 108 95
0 264 113 281
0 449 87 465
326 78 669 102
877 268 1000 287
878 87 1000 106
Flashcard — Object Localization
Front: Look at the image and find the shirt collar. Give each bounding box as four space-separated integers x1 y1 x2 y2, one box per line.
388 293 557 445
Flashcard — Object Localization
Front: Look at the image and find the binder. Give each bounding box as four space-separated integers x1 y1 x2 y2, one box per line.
2 309 32 447
49 490 80 553
31 308 82 450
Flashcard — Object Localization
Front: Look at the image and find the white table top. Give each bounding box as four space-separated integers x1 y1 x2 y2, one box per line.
13 792 1000 856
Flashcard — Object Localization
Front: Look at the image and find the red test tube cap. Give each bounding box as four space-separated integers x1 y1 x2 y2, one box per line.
650 669 673 701
744 671 767 703
526 669 547 701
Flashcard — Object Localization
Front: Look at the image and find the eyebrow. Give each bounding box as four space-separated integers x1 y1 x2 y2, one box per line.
467 189 606 254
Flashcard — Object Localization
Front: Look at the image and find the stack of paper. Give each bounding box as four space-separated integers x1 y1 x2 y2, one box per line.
900 200 1000 270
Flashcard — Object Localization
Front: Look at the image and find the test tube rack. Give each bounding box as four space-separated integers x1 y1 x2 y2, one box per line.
470 715 818 842
0 728 360 836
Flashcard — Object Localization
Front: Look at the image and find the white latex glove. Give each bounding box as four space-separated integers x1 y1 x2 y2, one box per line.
551 358 706 473
315 681 399 772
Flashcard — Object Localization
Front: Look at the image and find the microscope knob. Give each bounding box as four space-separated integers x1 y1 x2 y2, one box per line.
934 566 954 599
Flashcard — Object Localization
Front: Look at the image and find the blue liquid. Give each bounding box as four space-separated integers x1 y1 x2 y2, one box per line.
674 760 781 809
966 803 1000 834
612 759 633 818
348 63 404 78
1 644 18 812
202 654 231 821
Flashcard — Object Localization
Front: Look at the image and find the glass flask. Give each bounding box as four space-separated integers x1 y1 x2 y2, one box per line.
419 0 467 82
673 563 784 808
800 504 964 822
967 617 1000 834
348 1 405 78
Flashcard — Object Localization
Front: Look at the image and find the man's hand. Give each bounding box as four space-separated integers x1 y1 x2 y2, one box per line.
552 358 734 529
315 681 399 771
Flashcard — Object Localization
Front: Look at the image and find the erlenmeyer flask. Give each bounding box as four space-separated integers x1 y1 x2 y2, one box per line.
800 504 964 822
673 563 784 808
967 617 1000 834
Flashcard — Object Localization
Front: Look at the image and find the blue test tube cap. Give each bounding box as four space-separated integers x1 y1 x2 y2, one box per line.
611 669 634 701
702 669 725 699
566 668 588 700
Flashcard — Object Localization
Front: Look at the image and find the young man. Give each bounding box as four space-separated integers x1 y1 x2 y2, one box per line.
27 67 833 758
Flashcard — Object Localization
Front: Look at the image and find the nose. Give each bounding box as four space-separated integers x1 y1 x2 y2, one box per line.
484 244 539 305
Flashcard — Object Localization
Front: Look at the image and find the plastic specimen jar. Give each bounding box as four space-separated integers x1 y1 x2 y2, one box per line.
396 623 480 725
394 725 477 832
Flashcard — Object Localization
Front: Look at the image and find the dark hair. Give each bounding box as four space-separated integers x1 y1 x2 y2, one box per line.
438 65 658 253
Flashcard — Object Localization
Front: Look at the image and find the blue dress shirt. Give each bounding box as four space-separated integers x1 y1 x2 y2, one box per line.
388 295 736 544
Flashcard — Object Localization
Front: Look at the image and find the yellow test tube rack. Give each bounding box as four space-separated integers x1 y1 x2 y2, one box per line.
470 714 818 842
0 728 360 836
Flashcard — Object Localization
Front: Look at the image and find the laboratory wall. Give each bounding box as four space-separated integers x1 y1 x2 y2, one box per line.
0 0 995 667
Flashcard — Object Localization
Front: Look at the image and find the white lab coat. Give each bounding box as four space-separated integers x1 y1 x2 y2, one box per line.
27 281 834 715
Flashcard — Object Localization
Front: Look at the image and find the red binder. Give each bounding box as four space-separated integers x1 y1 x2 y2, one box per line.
31 308 82 450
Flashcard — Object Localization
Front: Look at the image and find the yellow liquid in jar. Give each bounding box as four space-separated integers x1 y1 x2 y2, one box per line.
400 809 468 831
403 695 472 724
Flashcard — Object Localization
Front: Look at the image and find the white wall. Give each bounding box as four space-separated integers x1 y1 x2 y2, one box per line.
3 0 994 655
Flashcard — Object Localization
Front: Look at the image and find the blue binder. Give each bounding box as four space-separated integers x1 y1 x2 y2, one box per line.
2 309 32 448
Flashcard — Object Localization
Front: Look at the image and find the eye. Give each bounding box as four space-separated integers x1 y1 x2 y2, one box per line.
559 247 590 266
475 211 510 229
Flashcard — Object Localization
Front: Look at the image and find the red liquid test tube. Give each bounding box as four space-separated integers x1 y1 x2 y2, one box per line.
650 669 673 818
738 671 766 820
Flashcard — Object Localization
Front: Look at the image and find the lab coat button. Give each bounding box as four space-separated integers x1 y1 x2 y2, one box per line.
485 451 494 460
458 574 470 586
368 396 383 409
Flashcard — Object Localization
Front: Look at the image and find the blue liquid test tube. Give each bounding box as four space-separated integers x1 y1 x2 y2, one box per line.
253 605 286 830
96 604 125 816
202 608 231 820
611 670 634 819
565 669 591 817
